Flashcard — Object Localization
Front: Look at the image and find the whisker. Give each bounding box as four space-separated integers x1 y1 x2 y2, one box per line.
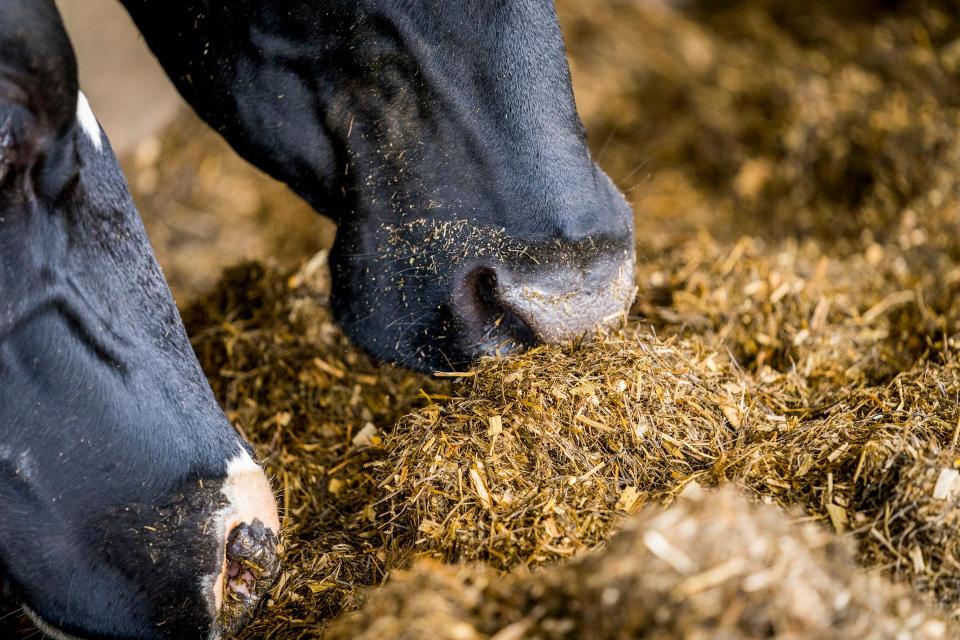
618 158 652 186
0 606 24 623
594 122 621 165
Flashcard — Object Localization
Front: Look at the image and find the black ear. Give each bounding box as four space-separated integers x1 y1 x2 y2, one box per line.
0 0 80 198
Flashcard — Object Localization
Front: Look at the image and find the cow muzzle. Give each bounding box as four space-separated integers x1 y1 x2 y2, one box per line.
209 450 281 636
454 249 637 358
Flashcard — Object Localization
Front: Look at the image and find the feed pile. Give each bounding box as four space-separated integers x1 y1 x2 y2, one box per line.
328 487 948 640
178 242 960 637
5 0 960 638
178 1 960 636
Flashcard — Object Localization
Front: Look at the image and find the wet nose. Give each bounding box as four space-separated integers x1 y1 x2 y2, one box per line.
212 450 282 635
217 519 280 634
453 247 636 358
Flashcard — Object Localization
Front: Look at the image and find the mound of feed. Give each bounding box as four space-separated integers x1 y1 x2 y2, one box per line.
376 325 960 597
181 257 449 635
328 487 948 640
5 0 958 637
169 2 960 636
178 244 960 639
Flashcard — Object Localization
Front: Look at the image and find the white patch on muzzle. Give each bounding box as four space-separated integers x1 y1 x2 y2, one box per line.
203 446 280 619
498 253 637 343
75 91 102 151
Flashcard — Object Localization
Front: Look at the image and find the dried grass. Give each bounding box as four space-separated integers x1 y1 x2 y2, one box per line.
176 234 960 638
371 305 960 597
181 259 448 636
173 2 960 636
5 0 960 638
560 0 960 245
329 487 949 640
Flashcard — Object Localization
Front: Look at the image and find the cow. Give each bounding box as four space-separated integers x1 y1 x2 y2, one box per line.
1 0 635 638
120 0 637 371
1 2 280 638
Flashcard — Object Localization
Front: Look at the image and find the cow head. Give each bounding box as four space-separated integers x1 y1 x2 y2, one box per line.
0 2 280 637
124 0 637 371
321 1 637 370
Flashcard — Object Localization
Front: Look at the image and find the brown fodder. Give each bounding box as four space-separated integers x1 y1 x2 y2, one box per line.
329 487 949 640
181 245 960 637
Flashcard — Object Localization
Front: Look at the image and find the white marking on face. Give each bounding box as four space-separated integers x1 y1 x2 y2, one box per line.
0 445 38 482
202 445 280 616
76 91 102 151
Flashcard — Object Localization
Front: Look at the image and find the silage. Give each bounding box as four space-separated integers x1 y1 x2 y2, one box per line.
175 1 960 632
180 240 960 638
560 0 960 245
328 487 949 640
372 305 960 603
182 259 449 637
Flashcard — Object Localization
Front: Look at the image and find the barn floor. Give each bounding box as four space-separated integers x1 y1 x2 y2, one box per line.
5 0 960 637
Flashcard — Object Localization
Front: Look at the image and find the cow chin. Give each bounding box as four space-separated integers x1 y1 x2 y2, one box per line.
6 445 280 640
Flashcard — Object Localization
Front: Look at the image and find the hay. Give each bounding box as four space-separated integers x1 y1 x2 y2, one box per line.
864 450 960 611
375 327 739 569
560 0 960 244
172 241 960 638
5 1 960 637
328 487 949 640
125 115 334 299
173 3 960 635
372 312 960 596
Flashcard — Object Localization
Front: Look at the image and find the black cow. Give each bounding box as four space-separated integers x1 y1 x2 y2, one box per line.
1 0 635 638
1 2 279 638
121 0 637 371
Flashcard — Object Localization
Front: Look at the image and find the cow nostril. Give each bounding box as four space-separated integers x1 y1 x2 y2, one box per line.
457 267 539 358
218 519 281 634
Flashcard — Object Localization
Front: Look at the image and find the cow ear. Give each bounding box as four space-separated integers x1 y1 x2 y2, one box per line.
0 0 80 199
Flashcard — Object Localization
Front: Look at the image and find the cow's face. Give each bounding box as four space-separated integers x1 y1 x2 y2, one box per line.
0 3 279 637
125 0 636 372
322 1 637 370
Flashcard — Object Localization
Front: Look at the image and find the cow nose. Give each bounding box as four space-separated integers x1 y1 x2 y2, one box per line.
213 450 282 635
453 249 636 359
218 519 280 633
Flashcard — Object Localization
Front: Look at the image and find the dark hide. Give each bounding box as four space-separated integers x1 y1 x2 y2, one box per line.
120 0 636 370
0 1 273 637
1 0 631 634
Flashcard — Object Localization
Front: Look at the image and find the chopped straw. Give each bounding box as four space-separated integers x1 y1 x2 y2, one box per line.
179 231 960 638
328 487 949 640
175 3 960 635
